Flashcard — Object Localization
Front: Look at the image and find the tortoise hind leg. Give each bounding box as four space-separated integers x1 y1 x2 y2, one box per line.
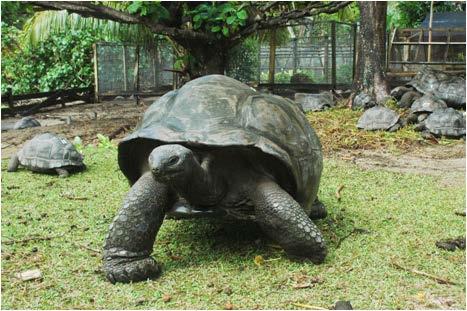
103 172 173 283
7 154 20 172
251 180 327 264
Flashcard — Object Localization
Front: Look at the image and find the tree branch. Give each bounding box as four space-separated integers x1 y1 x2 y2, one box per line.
233 1 352 44
24 1 214 42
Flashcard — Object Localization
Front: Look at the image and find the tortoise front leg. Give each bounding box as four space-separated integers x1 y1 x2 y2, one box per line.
55 168 70 178
7 154 19 172
103 172 173 283
251 180 327 264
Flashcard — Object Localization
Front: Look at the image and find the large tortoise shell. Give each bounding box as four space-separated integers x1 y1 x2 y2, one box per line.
425 108 466 137
356 106 400 130
118 75 323 212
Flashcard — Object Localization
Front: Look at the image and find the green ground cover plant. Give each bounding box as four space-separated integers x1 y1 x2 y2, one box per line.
2 133 465 309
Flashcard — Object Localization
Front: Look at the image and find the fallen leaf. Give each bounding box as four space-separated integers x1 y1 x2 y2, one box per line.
225 302 233 310
254 255 264 267
162 295 171 303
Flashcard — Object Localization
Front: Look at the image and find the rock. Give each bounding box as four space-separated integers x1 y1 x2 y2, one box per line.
334 300 353 310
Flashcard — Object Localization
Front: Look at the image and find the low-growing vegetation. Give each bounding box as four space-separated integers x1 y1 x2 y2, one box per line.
2 136 465 309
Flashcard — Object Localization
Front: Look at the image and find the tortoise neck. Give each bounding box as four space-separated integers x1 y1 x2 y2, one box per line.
172 155 226 207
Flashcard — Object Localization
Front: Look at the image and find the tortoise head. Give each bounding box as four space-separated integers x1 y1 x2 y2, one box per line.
148 144 195 183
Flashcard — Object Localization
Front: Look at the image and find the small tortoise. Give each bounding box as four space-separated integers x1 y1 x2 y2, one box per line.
352 92 376 110
13 116 41 130
414 108 466 139
407 94 447 124
407 67 466 108
356 106 403 132
103 74 327 283
8 133 86 177
294 92 333 112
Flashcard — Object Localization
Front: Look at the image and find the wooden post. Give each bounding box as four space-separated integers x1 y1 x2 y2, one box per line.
122 45 127 91
293 38 298 74
268 28 277 84
92 43 99 102
427 0 434 62
134 45 140 92
352 23 357 84
5 87 15 115
331 21 337 88
257 44 262 82
154 45 160 88
323 35 329 82
386 24 395 72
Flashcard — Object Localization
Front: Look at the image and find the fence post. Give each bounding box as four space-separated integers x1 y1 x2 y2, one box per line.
293 38 298 74
268 28 277 84
352 23 357 83
93 43 99 102
257 45 262 83
122 44 128 91
331 21 337 88
134 45 140 92
6 87 14 112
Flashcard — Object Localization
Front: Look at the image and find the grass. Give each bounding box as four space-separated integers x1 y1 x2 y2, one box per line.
1 137 465 309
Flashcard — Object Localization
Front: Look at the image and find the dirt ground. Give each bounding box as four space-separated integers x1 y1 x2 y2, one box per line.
1 98 466 184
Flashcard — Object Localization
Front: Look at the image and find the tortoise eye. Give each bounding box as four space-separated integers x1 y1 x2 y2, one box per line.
167 156 179 165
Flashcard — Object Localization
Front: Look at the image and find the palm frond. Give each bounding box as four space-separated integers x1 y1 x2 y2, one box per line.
22 9 158 47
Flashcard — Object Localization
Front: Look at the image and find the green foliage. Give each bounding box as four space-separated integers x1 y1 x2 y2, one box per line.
274 71 292 83
0 2 34 27
96 134 117 150
184 2 248 38
226 38 259 82
1 29 96 94
127 1 169 21
336 63 353 84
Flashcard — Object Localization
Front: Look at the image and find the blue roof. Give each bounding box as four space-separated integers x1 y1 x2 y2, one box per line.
420 12 466 28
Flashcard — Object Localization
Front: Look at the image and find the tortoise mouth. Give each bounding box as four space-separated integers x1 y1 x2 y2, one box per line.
151 167 183 182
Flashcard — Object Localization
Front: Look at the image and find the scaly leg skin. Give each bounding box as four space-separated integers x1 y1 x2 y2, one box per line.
55 168 70 178
251 180 327 264
103 172 172 284
7 154 19 172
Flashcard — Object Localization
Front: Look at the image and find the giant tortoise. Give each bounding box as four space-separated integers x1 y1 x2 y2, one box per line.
414 107 466 139
356 106 403 132
8 133 86 177
407 67 466 108
407 94 448 124
103 74 327 283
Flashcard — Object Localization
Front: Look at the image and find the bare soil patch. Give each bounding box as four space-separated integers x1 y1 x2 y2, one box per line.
2 98 465 182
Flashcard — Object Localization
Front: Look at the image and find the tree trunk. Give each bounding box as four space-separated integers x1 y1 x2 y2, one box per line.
182 40 228 79
354 2 390 102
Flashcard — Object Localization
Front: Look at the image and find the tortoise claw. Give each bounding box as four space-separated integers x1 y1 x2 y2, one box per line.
103 256 161 284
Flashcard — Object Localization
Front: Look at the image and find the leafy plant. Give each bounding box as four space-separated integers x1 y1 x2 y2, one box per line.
127 1 169 21
96 134 117 150
1 29 96 94
226 38 259 82
184 2 248 37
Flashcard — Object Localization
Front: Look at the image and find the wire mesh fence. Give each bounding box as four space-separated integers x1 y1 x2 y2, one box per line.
94 41 174 99
257 20 356 86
